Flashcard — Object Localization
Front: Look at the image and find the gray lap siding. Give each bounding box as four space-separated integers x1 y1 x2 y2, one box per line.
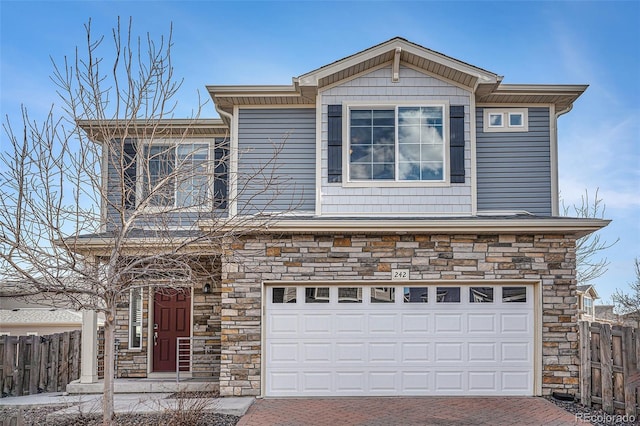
219 232 578 397
476 107 553 215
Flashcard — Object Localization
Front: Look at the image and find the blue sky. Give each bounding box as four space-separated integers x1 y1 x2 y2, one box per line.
1 1 638 303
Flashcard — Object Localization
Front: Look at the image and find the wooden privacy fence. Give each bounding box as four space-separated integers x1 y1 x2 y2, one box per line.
579 320 640 416
0 330 81 397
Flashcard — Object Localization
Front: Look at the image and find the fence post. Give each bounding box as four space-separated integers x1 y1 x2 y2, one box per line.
622 326 638 417
579 321 592 406
29 335 40 395
600 323 614 413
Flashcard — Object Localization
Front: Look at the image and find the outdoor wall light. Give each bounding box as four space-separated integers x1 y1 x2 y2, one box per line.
203 283 211 294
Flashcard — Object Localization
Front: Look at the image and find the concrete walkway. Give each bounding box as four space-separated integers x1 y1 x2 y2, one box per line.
0 391 254 419
237 396 580 426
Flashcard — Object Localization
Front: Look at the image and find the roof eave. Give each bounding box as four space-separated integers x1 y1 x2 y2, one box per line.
198 217 610 239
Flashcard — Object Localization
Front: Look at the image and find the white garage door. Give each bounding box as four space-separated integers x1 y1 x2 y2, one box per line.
265 284 535 396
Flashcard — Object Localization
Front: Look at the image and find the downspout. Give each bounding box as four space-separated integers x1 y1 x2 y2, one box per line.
215 104 237 217
552 104 574 216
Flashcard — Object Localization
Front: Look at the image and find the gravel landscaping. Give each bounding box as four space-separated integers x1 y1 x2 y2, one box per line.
0 406 240 426
545 396 639 425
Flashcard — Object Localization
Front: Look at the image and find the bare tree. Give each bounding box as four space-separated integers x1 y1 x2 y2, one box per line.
0 18 295 424
612 258 640 327
563 188 618 285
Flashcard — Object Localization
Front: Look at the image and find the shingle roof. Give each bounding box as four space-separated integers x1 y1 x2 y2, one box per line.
0 309 83 324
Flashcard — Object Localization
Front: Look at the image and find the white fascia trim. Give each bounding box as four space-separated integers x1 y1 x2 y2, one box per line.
207 84 300 96
491 84 589 94
201 217 610 237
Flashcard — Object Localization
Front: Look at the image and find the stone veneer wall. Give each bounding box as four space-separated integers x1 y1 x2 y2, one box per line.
114 258 222 378
219 233 578 397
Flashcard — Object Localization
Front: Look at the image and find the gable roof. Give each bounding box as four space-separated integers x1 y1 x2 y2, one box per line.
296 37 500 89
576 284 600 299
208 37 586 117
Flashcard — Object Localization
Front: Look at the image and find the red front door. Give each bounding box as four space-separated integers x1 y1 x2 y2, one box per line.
153 289 191 372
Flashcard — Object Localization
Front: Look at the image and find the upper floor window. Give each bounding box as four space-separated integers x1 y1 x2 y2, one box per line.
140 142 210 208
584 297 594 315
483 108 528 133
348 105 446 182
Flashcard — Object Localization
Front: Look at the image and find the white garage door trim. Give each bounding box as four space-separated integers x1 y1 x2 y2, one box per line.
262 281 541 397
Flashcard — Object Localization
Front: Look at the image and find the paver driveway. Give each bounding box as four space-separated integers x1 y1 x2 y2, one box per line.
237 396 579 426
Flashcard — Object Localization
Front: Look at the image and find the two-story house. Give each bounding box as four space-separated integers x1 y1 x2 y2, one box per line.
74 38 608 398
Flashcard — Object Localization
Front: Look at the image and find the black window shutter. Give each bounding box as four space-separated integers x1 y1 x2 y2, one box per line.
122 139 137 209
449 105 465 184
214 138 229 210
327 105 342 183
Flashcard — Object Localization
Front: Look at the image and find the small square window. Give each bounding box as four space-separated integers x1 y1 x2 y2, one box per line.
470 287 494 303
488 113 503 127
437 287 460 303
338 287 363 303
502 287 527 303
509 113 524 127
273 287 297 303
404 287 428 303
305 287 330 303
371 287 395 303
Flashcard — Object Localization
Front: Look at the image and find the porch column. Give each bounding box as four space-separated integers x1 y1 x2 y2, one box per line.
80 309 98 383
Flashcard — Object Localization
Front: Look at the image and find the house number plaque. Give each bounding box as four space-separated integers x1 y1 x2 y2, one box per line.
392 269 409 280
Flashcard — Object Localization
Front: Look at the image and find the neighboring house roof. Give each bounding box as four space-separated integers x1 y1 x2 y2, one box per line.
0 309 105 327
576 284 600 299
0 309 82 325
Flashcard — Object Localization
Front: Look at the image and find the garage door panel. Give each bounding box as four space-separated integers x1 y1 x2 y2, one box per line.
303 314 332 334
302 372 332 392
435 371 464 391
401 313 430 333
336 372 365 392
269 342 299 363
369 372 397 392
501 371 532 392
369 314 397 334
336 343 365 362
435 342 463 362
501 342 532 362
468 371 497 391
335 314 365 333
467 313 496 333
302 342 332 363
434 314 463 332
401 342 430 362
501 313 529 333
401 371 431 392
468 342 497 362
269 314 299 335
266 284 535 397
369 342 397 362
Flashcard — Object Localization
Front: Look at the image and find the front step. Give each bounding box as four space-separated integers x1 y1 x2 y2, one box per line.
66 378 219 394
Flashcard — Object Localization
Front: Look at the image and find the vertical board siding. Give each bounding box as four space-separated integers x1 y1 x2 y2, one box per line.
237 108 316 214
476 107 552 215
321 66 472 216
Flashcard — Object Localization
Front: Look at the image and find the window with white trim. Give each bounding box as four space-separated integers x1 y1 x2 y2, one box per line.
139 142 210 208
348 105 446 182
483 108 528 132
129 287 143 349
